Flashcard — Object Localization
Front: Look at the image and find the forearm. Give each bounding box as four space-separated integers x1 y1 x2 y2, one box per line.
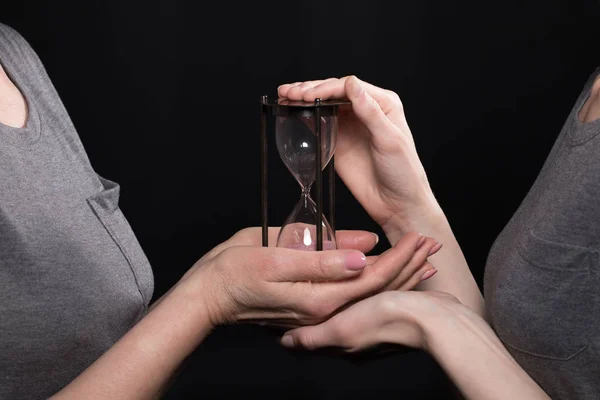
51 278 213 399
423 304 549 400
383 202 484 316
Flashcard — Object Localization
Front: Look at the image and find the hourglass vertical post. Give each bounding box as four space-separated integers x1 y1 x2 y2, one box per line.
261 95 268 247
329 156 335 233
314 98 323 251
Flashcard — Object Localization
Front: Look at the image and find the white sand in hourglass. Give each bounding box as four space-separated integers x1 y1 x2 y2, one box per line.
283 226 337 251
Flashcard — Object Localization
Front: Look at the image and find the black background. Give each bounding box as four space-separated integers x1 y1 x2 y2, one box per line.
3 0 600 398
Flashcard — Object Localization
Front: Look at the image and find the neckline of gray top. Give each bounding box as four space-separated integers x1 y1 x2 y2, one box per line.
0 51 42 147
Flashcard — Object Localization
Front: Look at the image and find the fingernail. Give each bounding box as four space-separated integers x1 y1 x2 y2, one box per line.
428 242 443 256
345 251 367 270
421 268 437 281
281 334 295 347
373 233 379 245
416 235 426 249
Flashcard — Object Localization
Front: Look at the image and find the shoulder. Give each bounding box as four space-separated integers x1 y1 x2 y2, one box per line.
593 66 600 84
584 66 600 88
0 23 31 47
0 23 48 80
0 23 39 63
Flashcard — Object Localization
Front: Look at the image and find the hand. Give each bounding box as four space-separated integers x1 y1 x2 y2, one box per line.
279 290 463 352
278 77 442 241
184 227 441 328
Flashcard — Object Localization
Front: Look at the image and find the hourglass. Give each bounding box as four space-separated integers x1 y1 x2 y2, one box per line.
261 96 349 251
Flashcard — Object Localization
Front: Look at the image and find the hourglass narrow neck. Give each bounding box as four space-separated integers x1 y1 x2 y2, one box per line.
301 185 312 197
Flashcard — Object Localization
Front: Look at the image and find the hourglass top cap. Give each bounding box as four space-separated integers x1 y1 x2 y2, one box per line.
262 96 351 117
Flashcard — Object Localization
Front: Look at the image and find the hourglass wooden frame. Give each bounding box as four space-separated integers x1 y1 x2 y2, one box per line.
260 95 348 250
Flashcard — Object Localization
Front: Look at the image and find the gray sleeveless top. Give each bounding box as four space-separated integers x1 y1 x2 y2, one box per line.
485 68 600 399
0 24 154 399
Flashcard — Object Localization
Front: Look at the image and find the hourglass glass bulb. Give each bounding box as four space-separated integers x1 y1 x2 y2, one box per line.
275 113 337 250
276 194 336 250
275 115 336 189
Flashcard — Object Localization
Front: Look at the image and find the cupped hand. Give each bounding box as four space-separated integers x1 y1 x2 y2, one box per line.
279 290 461 352
278 77 441 240
187 227 441 328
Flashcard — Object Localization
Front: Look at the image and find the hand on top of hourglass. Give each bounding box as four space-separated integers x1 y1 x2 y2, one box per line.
278 76 442 246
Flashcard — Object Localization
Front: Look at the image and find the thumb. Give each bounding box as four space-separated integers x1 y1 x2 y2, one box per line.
280 322 339 350
345 76 397 138
266 247 367 282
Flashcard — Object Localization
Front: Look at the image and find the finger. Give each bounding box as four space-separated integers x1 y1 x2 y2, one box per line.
398 262 437 291
345 232 424 295
280 321 340 350
282 77 384 105
286 78 337 99
278 79 335 99
284 78 338 100
224 227 378 253
285 234 420 317
294 76 398 116
301 235 435 305
302 76 412 141
383 237 439 290
257 247 368 282
280 76 408 133
297 78 347 100
277 82 302 97
336 230 379 253
344 76 402 143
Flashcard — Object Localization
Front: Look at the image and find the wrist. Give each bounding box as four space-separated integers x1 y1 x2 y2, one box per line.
375 291 445 351
172 267 222 332
382 199 449 245
419 300 456 356
184 262 238 328
376 291 471 354
418 293 481 356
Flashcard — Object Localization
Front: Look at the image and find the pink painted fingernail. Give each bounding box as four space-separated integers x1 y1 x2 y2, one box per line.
345 251 367 270
416 235 426 249
428 242 443 256
421 268 437 281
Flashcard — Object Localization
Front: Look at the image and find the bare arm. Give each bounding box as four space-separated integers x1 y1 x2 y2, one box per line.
383 203 485 317
420 293 547 400
52 278 213 399
50 228 432 399
278 76 484 316
282 291 548 400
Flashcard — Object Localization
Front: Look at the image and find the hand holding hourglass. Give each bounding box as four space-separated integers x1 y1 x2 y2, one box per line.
183 227 441 328
229 93 442 329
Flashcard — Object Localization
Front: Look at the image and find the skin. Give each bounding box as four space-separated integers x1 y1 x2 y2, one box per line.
1 63 441 398
279 76 485 317
51 230 440 399
281 291 550 400
579 74 600 123
0 64 27 128
277 74 600 398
